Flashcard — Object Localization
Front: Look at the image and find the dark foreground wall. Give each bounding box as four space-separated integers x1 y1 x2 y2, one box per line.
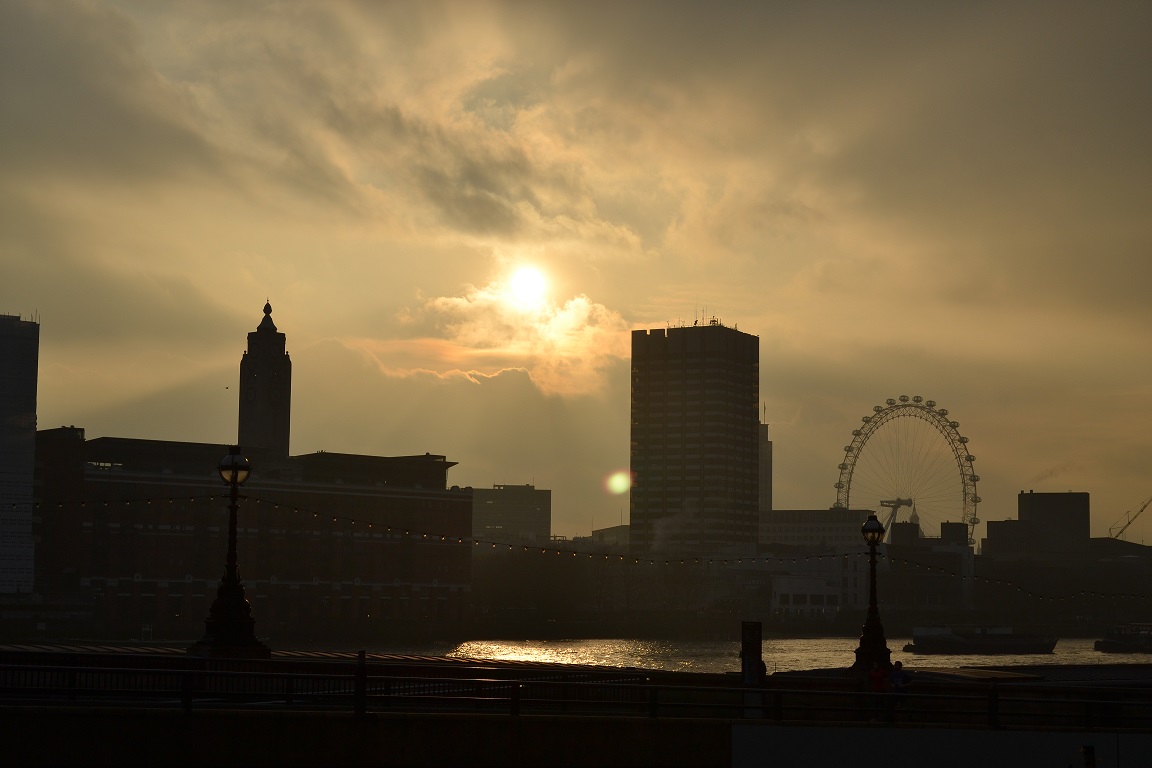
1 708 731 768
4 707 1151 768
735 724 1152 768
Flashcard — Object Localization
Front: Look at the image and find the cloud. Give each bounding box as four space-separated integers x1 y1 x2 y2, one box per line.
350 274 631 397
0 1 217 185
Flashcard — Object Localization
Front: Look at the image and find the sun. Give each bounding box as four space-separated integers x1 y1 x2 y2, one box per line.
505 266 549 310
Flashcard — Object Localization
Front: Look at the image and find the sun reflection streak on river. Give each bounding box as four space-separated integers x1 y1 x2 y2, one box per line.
437 637 1146 674
447 639 741 672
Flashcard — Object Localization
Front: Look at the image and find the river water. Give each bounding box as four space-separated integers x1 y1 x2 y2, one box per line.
371 637 1150 675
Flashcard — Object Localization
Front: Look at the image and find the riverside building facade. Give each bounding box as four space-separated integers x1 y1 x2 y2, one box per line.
34 430 472 642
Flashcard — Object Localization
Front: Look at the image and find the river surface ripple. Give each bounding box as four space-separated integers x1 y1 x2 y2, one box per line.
367 637 1148 675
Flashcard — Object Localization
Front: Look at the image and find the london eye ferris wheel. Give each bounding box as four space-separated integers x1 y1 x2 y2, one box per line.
832 395 980 545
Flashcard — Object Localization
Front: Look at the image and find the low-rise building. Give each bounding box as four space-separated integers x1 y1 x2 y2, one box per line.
34 427 472 642
760 507 872 550
472 484 551 547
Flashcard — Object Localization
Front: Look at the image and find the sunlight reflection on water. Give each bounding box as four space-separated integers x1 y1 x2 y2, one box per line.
447 638 741 672
434 637 1148 674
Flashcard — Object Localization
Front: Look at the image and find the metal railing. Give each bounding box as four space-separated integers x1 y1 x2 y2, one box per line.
2 659 1152 731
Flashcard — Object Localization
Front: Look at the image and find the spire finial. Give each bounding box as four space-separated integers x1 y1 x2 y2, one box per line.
257 301 278 332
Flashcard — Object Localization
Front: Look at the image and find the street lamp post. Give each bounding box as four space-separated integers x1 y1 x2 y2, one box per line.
853 513 890 674
187 445 271 658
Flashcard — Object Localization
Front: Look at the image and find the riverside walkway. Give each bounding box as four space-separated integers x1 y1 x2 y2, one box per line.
1 644 1151 766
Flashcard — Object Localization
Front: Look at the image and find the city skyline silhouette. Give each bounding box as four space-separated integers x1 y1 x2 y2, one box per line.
15 303 1150 647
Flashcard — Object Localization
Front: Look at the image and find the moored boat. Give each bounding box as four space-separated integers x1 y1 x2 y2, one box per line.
1094 623 1152 653
902 626 1058 655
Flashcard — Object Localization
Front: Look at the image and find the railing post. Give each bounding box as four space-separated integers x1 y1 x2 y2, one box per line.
354 650 367 718
285 674 295 706
648 686 658 718
773 691 784 722
180 670 194 712
987 683 1000 730
511 684 521 717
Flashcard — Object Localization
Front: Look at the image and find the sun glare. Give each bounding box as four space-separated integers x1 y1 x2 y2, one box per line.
506 266 548 310
606 471 632 495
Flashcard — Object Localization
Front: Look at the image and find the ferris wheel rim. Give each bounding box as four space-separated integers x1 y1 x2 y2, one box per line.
832 395 980 544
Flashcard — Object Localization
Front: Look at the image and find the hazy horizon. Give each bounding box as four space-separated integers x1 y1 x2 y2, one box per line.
4 1 1151 542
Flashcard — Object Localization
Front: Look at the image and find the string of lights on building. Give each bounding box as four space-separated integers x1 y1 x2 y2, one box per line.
17 494 1152 605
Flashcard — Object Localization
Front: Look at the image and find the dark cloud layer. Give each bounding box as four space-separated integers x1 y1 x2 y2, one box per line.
0 2 216 183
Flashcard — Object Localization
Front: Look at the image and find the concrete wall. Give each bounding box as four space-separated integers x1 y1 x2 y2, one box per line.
1 708 731 767
5 706 1150 767
734 723 1152 768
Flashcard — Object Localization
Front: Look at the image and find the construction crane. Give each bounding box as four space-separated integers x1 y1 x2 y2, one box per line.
1109 495 1152 541
878 498 914 540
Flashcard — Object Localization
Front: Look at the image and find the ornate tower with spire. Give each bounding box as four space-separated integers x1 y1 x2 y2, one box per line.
238 302 291 457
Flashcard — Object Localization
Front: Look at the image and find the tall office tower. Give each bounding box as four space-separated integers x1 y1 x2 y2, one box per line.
758 422 773 515
0 314 39 592
238 302 292 457
629 319 759 556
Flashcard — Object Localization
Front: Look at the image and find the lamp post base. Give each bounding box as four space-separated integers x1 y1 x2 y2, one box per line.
852 610 891 675
186 624 271 658
852 642 892 674
186 619 271 659
186 580 271 659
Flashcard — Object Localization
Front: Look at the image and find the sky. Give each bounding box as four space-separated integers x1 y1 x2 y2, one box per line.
3 1 1152 543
